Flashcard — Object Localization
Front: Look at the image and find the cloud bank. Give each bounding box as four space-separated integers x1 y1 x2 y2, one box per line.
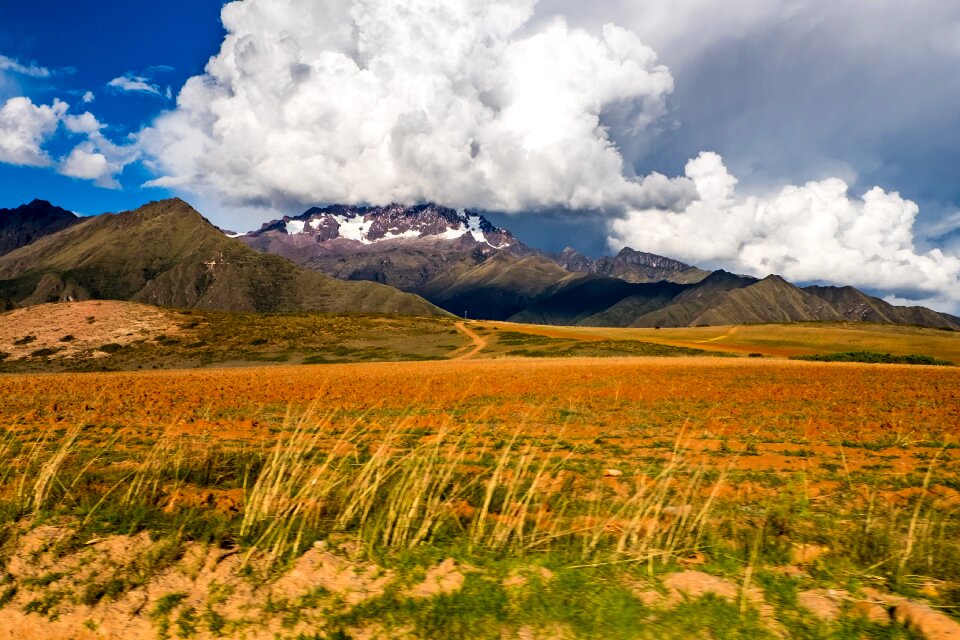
0 93 136 188
609 153 960 308
141 0 684 212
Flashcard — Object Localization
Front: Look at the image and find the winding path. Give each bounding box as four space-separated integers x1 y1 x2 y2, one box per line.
451 322 487 360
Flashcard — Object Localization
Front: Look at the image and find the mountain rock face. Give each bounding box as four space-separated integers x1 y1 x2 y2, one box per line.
0 199 446 316
555 247 710 284
245 203 519 252
240 204 535 295
0 200 81 257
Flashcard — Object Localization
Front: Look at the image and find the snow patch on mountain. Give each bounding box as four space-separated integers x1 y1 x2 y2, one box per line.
331 215 374 244
380 228 423 241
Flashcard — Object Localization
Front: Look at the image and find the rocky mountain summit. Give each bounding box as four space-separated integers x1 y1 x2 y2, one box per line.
555 246 710 285
248 203 518 250
0 199 80 257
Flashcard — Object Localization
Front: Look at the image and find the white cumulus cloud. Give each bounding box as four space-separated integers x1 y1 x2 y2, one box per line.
60 129 140 189
60 146 112 182
0 91 135 188
0 96 67 166
140 0 679 212
608 152 960 307
64 111 102 134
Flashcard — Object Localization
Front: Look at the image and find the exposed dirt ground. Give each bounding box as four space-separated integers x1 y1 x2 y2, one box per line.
0 301 180 360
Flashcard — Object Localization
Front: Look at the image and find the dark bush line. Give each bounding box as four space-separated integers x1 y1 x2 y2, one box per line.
791 351 954 366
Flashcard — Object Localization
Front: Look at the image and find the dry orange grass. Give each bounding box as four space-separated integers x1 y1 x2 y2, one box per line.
2 357 958 482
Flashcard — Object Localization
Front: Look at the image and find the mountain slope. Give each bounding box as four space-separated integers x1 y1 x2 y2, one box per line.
509 277 679 325
690 276 843 325
420 253 580 320
0 200 81 257
804 285 957 329
612 270 758 328
240 204 717 320
300 245 491 292
575 282 691 327
0 199 445 316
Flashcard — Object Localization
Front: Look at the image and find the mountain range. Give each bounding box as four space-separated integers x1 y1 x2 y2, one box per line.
237 203 960 330
0 198 957 331
0 199 443 316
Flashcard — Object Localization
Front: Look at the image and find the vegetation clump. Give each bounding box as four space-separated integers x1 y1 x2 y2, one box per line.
791 351 954 366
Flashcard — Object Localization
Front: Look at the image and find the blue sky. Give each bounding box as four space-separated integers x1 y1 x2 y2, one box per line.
0 0 224 214
1 1 959 309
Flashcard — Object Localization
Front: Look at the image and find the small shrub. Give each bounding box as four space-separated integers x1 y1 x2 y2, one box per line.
97 343 123 354
30 347 62 358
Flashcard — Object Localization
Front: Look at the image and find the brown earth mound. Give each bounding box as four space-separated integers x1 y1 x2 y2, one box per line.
0 300 181 361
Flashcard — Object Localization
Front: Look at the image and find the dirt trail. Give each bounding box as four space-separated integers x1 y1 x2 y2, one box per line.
451 322 487 360
698 326 739 343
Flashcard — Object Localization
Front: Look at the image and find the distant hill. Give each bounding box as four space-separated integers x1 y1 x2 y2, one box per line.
803 285 954 327
691 275 843 325
554 246 710 285
0 199 446 316
529 270 960 330
0 199 81 257
588 270 757 328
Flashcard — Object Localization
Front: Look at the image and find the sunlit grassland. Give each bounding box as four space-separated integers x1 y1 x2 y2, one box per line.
0 358 958 637
478 321 960 362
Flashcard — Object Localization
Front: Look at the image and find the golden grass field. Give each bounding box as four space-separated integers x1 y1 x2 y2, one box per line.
1 303 960 638
480 321 960 362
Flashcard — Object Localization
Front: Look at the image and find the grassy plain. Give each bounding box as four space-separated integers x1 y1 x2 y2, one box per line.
3 301 960 371
2 301 960 637
478 321 960 362
1 354 959 638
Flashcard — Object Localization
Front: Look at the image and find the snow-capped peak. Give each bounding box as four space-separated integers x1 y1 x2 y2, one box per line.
257 203 515 249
